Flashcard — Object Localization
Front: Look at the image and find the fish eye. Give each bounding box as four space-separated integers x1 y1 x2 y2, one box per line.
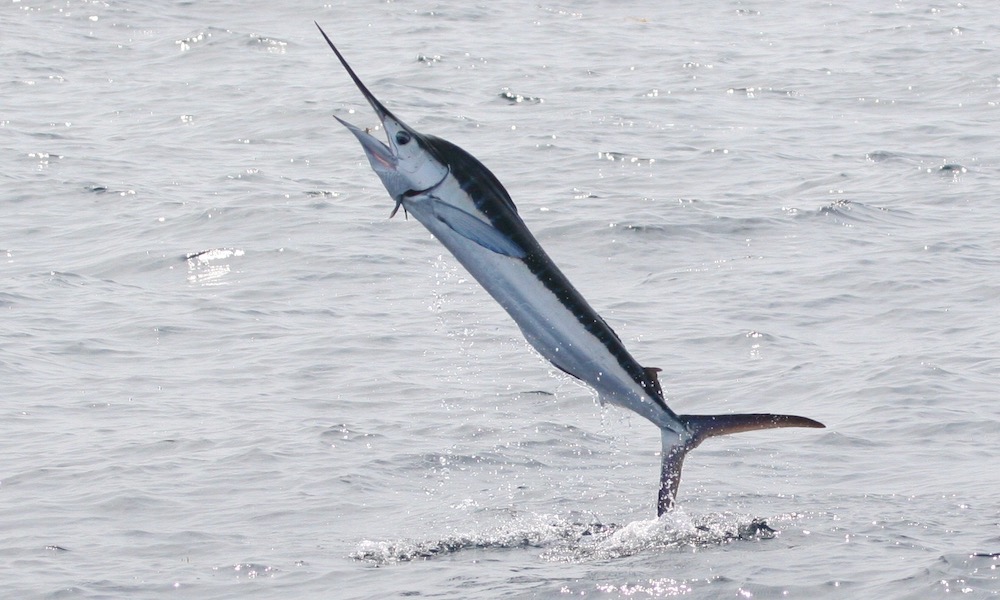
395 131 412 145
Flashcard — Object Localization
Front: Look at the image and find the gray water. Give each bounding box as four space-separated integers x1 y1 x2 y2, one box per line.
3 1 999 598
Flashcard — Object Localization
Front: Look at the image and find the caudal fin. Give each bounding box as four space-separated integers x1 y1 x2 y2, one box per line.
657 413 824 516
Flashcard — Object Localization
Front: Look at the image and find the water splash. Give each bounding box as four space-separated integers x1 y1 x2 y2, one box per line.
351 510 778 564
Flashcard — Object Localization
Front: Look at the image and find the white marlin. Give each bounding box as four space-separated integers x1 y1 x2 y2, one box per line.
317 24 824 515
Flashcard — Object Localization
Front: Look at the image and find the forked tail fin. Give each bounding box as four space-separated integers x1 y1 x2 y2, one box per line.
658 413 825 516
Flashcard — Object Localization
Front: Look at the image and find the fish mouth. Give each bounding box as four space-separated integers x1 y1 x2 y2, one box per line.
334 115 397 171
316 22 404 172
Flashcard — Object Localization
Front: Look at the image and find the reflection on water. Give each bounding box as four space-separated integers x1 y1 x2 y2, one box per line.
185 248 245 286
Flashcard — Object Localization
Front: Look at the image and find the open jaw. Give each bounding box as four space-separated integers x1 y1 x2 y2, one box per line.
334 115 399 171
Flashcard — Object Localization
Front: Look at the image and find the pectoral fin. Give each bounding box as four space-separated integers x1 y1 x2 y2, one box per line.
432 200 526 258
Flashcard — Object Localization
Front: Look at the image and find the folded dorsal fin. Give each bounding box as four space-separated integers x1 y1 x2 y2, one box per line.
642 366 665 402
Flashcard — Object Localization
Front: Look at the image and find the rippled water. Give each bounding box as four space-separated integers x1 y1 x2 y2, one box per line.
3 1 999 598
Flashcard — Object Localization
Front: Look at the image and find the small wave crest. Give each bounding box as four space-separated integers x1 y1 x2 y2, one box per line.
351 510 778 564
498 88 544 104
185 247 245 286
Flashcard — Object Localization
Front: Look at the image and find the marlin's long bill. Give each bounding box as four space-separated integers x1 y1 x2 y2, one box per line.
317 24 825 515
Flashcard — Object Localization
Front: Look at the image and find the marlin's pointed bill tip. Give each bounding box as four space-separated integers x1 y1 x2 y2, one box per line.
314 21 334 48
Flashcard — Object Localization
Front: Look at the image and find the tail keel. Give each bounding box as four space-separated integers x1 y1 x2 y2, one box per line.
657 413 824 515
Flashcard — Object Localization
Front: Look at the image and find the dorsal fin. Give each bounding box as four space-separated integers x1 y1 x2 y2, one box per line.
642 366 665 401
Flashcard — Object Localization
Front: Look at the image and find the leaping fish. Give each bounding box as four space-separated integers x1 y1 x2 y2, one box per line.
317 23 824 515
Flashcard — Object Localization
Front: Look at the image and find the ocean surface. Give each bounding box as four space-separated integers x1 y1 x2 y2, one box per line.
3 1 999 598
